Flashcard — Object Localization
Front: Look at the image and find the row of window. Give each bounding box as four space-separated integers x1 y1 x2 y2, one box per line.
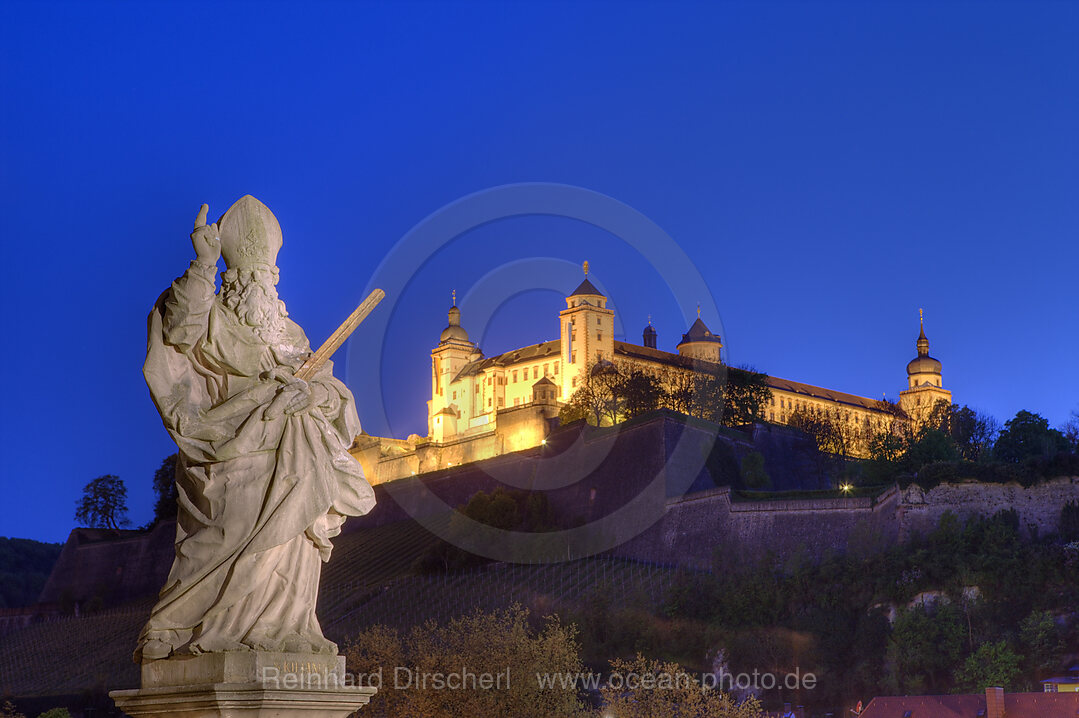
509 363 559 383
771 395 886 427
447 363 564 406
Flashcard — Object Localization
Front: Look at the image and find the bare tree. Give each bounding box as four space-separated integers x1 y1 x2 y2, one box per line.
74 474 130 530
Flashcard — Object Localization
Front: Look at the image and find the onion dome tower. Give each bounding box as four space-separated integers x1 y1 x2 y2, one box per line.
642 317 657 349
899 309 951 420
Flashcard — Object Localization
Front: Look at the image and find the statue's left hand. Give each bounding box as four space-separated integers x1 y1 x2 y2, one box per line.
263 373 316 419
282 381 314 415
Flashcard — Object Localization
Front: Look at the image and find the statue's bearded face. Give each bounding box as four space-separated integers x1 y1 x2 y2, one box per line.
221 266 288 342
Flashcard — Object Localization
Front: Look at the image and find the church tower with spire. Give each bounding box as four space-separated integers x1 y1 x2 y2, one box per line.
559 262 615 400
429 292 481 441
899 309 951 422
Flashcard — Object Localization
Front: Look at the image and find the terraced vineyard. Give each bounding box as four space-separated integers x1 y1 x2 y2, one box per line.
0 517 677 698
324 557 677 641
0 599 151 695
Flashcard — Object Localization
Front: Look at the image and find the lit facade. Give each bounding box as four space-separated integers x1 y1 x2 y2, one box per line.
351 267 950 483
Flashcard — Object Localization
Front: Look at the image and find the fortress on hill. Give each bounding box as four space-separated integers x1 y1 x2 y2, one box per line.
350 264 952 484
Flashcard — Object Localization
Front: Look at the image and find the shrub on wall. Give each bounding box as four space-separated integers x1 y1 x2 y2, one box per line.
904 455 1076 491
739 451 771 489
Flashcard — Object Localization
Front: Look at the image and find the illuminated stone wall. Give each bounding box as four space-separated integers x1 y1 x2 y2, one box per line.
898 476 1079 541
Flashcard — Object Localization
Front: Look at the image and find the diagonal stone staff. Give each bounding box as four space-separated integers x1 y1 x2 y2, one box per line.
295 288 385 380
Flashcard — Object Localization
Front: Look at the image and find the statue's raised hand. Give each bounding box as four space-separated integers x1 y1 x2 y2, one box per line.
191 204 221 266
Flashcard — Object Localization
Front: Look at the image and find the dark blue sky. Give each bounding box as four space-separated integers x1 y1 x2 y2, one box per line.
2 1 1076 543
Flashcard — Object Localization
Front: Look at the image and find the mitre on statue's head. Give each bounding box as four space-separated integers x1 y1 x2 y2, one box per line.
218 195 283 269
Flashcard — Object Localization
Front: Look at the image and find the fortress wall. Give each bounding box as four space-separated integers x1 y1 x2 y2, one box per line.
347 418 680 532
898 476 1079 540
494 404 557 453
38 522 175 605
612 487 901 568
613 477 1079 568
353 405 560 486
37 409 1079 608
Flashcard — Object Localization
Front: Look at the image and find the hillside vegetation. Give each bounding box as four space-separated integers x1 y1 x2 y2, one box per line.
0 539 62 609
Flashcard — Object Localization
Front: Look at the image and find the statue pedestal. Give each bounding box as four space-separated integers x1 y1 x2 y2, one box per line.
110 652 377 718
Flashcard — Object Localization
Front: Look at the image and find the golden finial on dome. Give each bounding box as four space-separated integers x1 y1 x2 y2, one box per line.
583 260 589 276
697 303 701 318
919 307 924 327
452 289 456 306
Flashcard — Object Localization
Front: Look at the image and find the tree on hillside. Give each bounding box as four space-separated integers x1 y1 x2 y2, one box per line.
1019 609 1063 677
658 365 697 417
345 606 590 718
561 362 771 430
953 640 1023 693
74 474 130 530
723 367 772 428
0 700 25 718
601 654 761 718
865 429 907 483
993 410 1070 463
788 407 851 458
1063 410 1079 453
926 400 999 462
621 369 664 419
787 406 863 484
886 602 966 694
150 454 179 524
739 451 771 489
904 428 959 470
685 367 724 424
559 361 625 426
0 538 64 608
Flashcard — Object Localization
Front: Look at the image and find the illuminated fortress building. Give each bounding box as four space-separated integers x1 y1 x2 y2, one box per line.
350 266 950 484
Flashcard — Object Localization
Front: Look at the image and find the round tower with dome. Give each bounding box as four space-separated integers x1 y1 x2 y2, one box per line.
676 306 724 364
899 309 952 422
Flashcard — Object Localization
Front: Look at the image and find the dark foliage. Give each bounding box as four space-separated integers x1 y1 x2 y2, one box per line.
559 362 773 430
646 509 1079 709
73 475 129 530
994 410 1070 463
0 537 63 608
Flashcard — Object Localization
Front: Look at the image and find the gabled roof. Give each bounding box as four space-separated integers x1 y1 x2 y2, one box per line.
614 340 708 370
612 341 892 414
767 376 891 413
533 376 556 386
452 340 561 381
859 692 1079 718
569 277 604 297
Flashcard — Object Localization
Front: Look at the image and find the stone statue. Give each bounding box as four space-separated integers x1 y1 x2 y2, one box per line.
137 195 376 662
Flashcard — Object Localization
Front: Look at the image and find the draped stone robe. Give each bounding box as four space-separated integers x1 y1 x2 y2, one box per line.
137 260 375 660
